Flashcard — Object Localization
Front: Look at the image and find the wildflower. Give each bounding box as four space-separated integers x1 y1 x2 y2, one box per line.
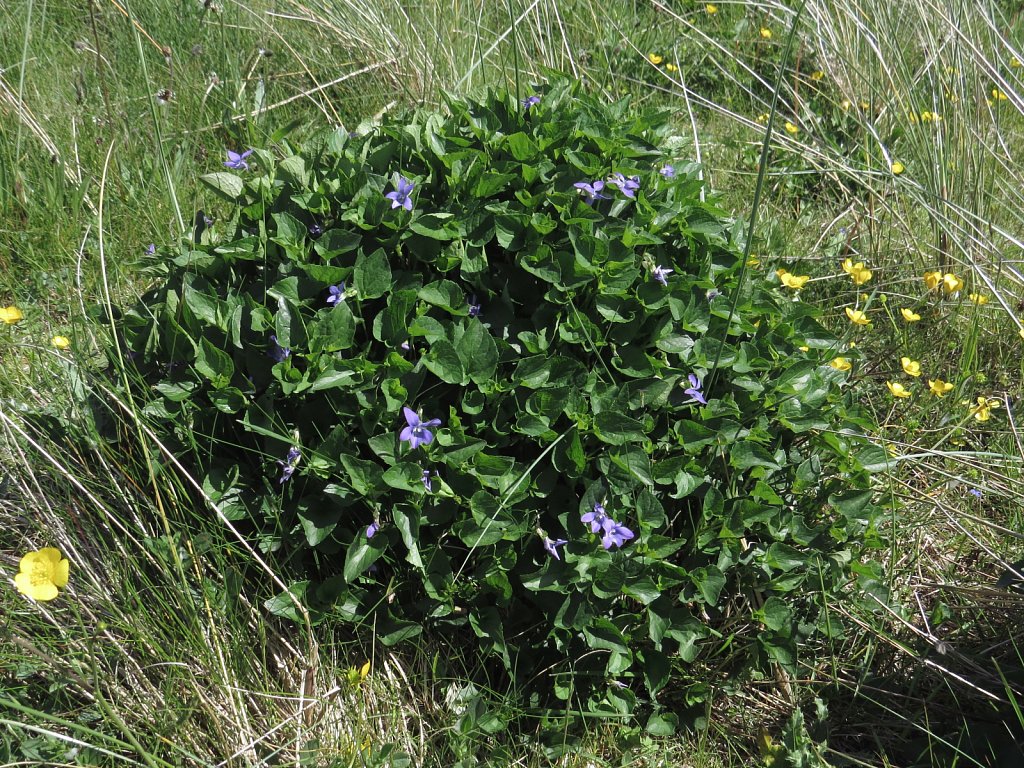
542 536 569 560
783 121 799 135
0 306 23 324
845 307 870 326
601 522 635 550
705 3 718 13
399 407 442 450
326 282 346 307
522 95 541 109
920 111 934 122
648 53 664 65
841 258 872 285
385 175 415 212
14 548 70 602
776 269 809 290
684 373 708 404
901 357 922 377
760 27 772 39
573 180 608 204
811 70 824 81
468 294 482 317
277 446 301 483
891 161 905 175
145 243 156 255
581 502 609 534
923 270 943 290
268 334 291 363
51 335 71 349
829 357 852 371
900 308 922 322
308 223 323 238
968 293 988 305
666 63 678 72
659 164 676 178
421 469 434 492
941 273 963 294
366 522 379 539
993 88 1009 101
756 113 770 124
1012 57 1022 69
223 148 253 171
609 173 641 198
969 488 983 498
651 265 673 286
887 381 912 398
928 378 954 396
841 99 852 110
966 396 999 422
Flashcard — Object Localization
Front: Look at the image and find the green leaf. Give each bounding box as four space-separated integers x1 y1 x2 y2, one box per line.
392 504 423 569
264 581 309 621
424 339 465 384
354 248 392 299
194 338 234 389
593 412 647 445
271 212 306 248
310 303 355 353
691 566 725 605
730 441 782 472
455 320 498 384
645 712 678 736
297 501 341 547
344 534 386 582
200 172 244 201
756 596 793 632
418 280 465 312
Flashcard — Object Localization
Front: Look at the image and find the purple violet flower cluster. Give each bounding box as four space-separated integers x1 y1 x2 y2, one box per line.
581 502 634 550
277 446 301 483
399 407 442 450
385 175 415 211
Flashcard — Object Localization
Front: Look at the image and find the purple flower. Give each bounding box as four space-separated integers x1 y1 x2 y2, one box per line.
581 502 609 534
684 373 707 405
327 283 346 307
145 243 156 256
277 446 300 484
601 522 634 550
268 334 291 363
706 289 722 300
468 294 482 318
522 95 541 110
660 164 676 178
385 175 415 211
366 522 379 539
421 469 434 492
400 341 412 352
969 488 982 498
543 536 569 560
609 172 641 199
651 265 673 286
574 180 609 205
308 223 323 238
224 148 253 171
399 407 442 450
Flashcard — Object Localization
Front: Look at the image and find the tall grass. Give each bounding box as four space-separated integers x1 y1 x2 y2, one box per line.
4 0 1024 764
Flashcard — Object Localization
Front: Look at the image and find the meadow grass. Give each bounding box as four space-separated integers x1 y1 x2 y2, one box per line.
3 0 1024 765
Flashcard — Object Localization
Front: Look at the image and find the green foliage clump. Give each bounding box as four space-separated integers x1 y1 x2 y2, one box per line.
114 79 885 713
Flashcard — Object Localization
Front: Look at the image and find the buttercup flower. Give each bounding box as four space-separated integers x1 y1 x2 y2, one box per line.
0 306 23 324
760 27 772 39
829 357 852 371
891 161 905 175
522 95 541 109
845 307 870 326
542 536 569 560
777 269 809 289
900 357 922 377
327 282 346 307
928 378 954 396
574 180 608 205
924 271 943 290
648 53 664 65
968 293 988 305
993 88 1009 101
651 264 673 286
51 335 71 349
223 149 253 171
400 407 442 450
783 121 799 135
900 308 921 322
705 3 718 13
684 373 708 404
887 381 912 398
608 172 641 199
942 273 964 294
841 258 872 285
966 396 999 422
811 70 824 81
666 63 678 72
385 175 415 212
15 548 70 601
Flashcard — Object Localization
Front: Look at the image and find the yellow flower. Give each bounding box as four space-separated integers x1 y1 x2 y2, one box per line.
777 269 810 289
859 100 870 110
901 357 922 377
51 335 71 349
920 111 934 122
968 293 988 305
891 161 905 175
1012 57 1022 68
928 378 954 397
841 258 872 285
705 3 718 13
747 255 761 268
346 660 372 688
783 121 799 135
887 381 912 398
0 305 24 324
993 88 1009 101
811 70 824 81
966 396 999 422
908 111 920 124
798 345 810 352
666 63 678 72
841 99 852 111
756 113 770 124
923 270 943 290
845 307 870 326
900 308 922 322
760 27 772 39
941 272 963 294
648 53 663 65
829 357 852 371
15 548 70 602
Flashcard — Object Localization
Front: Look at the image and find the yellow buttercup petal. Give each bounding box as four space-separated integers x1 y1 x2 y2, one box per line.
51 335 71 349
0 306 24 324
941 273 963 294
705 4 718 13
887 381 911 398
760 27 772 39
829 357 852 371
968 293 988 305
783 121 799 135
648 53 663 65
845 307 870 325
900 308 921 322
928 378 954 396
891 161 905 175
900 357 922 377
